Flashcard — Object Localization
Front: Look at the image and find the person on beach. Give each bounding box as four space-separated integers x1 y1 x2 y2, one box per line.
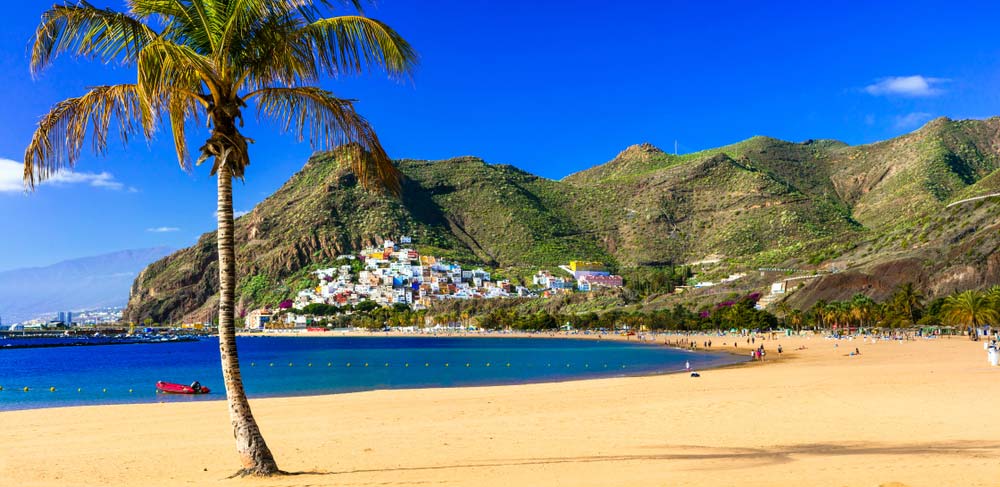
777 344 783 356
685 360 691 370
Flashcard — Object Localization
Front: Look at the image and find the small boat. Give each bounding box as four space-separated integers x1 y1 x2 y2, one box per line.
156 381 210 394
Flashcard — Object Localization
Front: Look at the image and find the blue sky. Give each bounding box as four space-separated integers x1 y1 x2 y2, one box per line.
2 0 1000 271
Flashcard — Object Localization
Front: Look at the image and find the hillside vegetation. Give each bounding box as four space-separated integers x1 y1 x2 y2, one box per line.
126 117 1000 323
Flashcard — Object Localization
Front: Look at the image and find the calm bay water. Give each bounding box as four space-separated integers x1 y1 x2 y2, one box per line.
0 336 743 411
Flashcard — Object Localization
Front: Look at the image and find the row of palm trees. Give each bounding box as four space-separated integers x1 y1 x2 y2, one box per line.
776 283 1000 341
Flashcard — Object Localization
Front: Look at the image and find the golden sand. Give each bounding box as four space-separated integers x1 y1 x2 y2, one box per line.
1 335 997 487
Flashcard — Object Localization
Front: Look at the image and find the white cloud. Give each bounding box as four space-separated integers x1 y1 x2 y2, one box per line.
0 158 129 193
0 159 23 192
864 75 948 97
894 112 934 129
146 227 180 233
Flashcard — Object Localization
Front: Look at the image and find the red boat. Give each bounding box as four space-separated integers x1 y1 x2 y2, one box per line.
156 381 210 394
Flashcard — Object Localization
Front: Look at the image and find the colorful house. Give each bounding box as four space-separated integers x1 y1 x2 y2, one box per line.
244 308 273 330
580 274 624 288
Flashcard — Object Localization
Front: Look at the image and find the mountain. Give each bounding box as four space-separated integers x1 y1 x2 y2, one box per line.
124 117 1000 323
0 247 174 324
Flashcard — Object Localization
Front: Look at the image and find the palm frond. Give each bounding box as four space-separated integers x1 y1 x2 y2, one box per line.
24 84 153 189
235 11 319 89
127 0 189 19
168 93 206 171
271 0 369 22
130 0 217 56
249 86 400 195
31 1 157 75
296 15 417 78
217 0 364 68
189 0 221 53
237 12 417 91
137 38 217 106
218 0 274 59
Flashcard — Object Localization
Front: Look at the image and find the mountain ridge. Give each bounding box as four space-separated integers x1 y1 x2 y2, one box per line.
0 247 175 324
124 117 1000 323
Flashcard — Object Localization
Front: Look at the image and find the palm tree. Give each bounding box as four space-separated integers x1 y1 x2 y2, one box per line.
823 305 841 333
24 0 416 476
788 309 803 332
774 300 791 326
985 285 1000 311
890 282 924 327
809 300 828 329
941 290 998 341
848 294 875 330
848 303 864 329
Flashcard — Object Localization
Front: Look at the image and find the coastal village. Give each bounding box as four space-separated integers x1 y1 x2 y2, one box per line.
245 236 624 330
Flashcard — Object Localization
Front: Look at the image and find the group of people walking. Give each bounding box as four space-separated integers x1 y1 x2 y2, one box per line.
751 341 783 361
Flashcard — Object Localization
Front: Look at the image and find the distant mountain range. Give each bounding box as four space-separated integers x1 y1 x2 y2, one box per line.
0 247 174 324
125 117 1000 322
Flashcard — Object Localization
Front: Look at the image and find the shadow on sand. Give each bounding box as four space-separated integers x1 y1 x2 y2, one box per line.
280 439 999 478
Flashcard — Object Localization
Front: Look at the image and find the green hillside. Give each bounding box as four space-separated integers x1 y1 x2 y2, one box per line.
125 117 1000 323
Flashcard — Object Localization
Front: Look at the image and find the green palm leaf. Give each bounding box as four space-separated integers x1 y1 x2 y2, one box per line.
296 15 416 78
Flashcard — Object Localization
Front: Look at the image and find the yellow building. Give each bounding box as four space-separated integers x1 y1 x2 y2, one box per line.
569 261 606 272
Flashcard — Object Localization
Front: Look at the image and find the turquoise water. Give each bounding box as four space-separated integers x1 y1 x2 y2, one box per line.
0 336 742 411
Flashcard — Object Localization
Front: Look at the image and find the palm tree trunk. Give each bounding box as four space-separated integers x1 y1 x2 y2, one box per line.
217 163 280 476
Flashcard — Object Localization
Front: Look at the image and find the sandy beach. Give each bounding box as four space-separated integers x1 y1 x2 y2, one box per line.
2 334 997 487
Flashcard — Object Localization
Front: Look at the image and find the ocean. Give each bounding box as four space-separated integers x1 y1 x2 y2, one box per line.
0 335 743 411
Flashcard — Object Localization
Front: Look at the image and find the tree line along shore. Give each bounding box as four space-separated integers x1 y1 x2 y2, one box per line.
235 281 995 341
